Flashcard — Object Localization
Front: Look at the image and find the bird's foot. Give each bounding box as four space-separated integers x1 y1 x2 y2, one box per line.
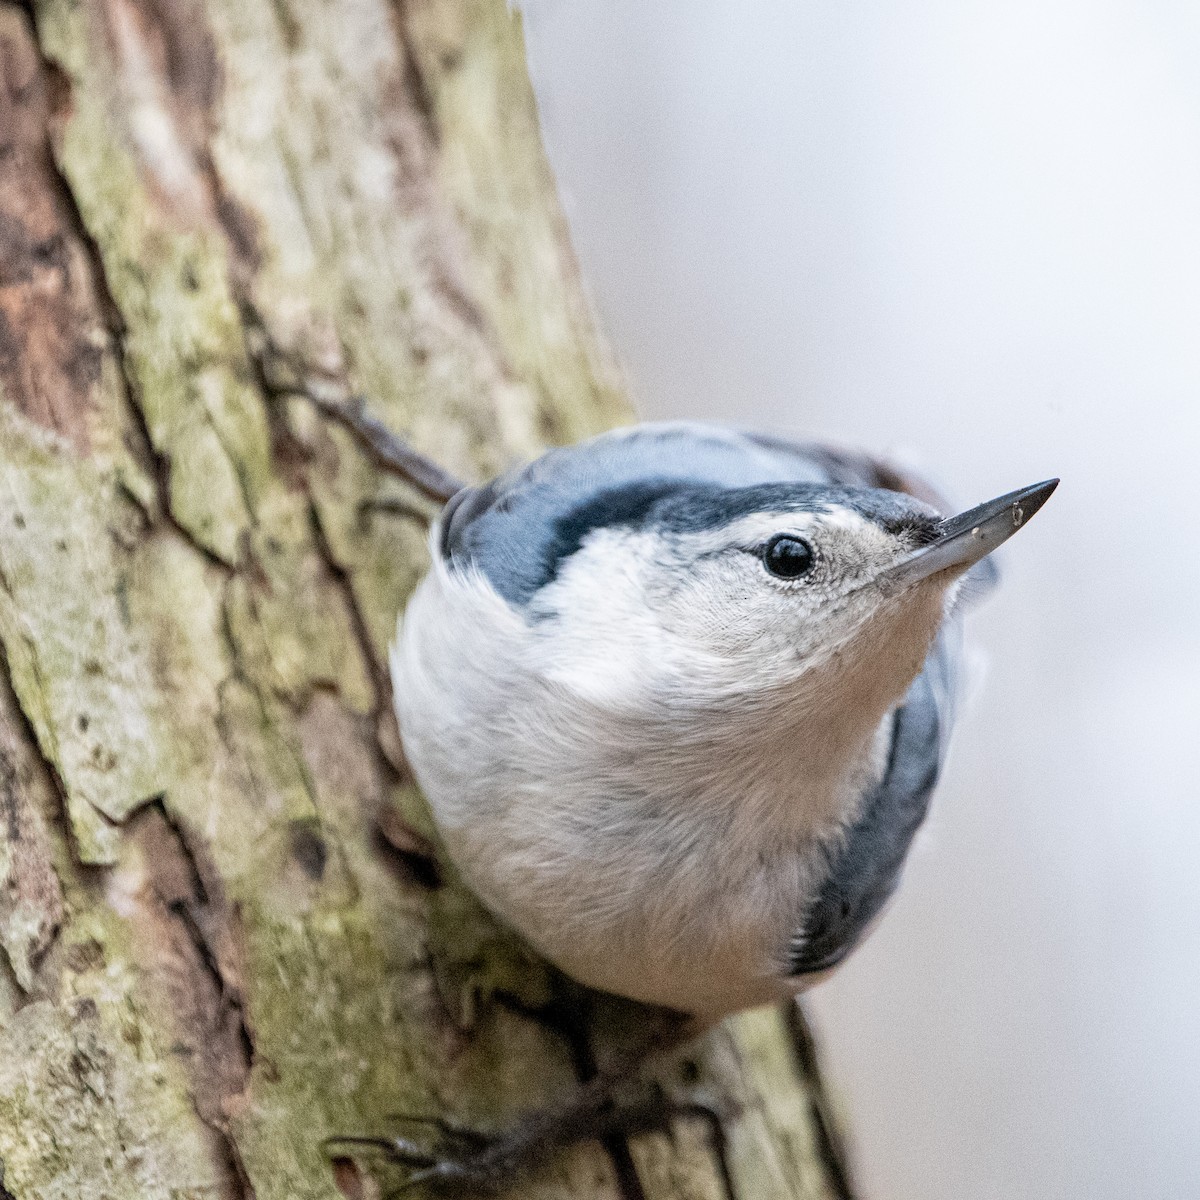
326 1088 728 1195
326 1114 504 1195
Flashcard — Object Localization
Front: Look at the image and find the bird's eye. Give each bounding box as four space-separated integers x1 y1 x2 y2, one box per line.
762 535 814 579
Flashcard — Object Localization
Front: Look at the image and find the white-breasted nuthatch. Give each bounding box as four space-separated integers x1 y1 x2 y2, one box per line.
391 422 1057 1020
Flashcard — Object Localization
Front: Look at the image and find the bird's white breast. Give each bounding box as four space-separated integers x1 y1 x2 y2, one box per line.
391 543 894 1017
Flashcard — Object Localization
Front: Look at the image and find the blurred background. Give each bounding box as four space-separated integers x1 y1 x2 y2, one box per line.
519 3 1200 1198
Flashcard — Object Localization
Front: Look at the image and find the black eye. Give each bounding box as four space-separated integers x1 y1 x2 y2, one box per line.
762 535 814 579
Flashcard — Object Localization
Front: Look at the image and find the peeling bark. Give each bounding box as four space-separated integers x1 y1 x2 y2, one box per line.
0 0 857 1197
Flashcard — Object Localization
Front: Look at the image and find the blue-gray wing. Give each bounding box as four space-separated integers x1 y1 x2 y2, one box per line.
786 622 961 976
438 421 918 607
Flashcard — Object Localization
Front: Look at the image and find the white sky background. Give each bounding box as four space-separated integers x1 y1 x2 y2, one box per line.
520 3 1200 1198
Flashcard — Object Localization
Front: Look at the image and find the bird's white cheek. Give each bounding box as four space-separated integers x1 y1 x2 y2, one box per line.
526 530 749 706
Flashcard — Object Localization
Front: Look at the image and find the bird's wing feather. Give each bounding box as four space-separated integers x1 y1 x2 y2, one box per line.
786 621 961 976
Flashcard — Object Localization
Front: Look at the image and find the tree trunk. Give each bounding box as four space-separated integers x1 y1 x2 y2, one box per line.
0 1 855 1197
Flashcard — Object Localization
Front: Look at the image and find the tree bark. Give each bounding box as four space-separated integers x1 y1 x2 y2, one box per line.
0 1 855 1197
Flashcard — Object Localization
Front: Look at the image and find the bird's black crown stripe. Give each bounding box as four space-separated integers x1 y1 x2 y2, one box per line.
449 478 940 606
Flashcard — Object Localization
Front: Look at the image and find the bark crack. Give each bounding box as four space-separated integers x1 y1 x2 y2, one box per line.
0 623 90 875
124 390 240 572
131 800 257 1200
212 597 322 815
304 498 445 893
491 991 738 1200
234 305 446 892
0 0 34 22
390 0 440 148
538 998 648 1200
5 0 244 573
0 1 106 452
0 1156 16 1200
784 1001 859 1200
305 501 389 711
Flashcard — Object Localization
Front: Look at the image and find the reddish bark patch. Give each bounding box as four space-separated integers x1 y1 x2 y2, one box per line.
0 665 66 991
122 801 260 1196
296 693 442 890
330 1157 365 1200
0 9 106 454
124 802 256 1179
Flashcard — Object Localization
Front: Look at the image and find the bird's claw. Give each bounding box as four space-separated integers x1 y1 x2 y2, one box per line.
324 1117 519 1195
326 1091 732 1196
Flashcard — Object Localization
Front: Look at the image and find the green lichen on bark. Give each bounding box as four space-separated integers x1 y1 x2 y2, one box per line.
0 410 173 863
0 0 852 1197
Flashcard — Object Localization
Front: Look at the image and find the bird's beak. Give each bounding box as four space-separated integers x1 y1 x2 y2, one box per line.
881 478 1059 587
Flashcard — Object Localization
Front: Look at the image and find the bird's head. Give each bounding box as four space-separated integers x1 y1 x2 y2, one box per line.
528 477 1057 739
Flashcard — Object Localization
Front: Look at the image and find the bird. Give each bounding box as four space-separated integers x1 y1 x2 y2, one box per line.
391 421 1055 1018
328 418 1056 1190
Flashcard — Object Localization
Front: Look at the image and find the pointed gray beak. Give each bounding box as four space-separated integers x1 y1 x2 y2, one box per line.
882 478 1059 586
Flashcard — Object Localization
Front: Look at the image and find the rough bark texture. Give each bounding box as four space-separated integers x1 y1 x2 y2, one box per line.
0 1 854 1197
